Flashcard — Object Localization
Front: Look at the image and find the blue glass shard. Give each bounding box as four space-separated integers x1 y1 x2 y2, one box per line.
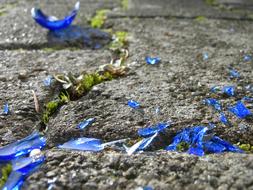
12 155 45 174
222 86 235 96
210 86 220 93
219 112 230 126
245 85 253 92
128 100 140 109
202 52 209 61
203 140 226 153
143 186 154 190
31 2 80 30
229 69 240 79
228 101 252 119
77 118 95 130
145 57 161 65
43 76 53 87
243 55 252 62
191 127 208 147
0 132 46 161
242 96 253 102
188 146 204 156
138 122 170 137
155 107 160 115
211 136 243 153
125 133 158 155
2 171 25 190
58 137 103 152
3 103 9 115
204 98 222 111
102 139 127 148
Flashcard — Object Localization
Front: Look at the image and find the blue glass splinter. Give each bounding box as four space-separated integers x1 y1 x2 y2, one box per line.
128 100 140 109
145 57 161 65
0 132 46 161
31 2 80 30
202 52 209 61
242 96 253 103
58 137 104 152
138 122 170 137
77 118 95 130
219 112 230 126
210 86 220 93
3 103 9 115
229 69 240 79
2 171 25 190
43 76 53 87
243 55 252 62
222 86 235 97
125 133 158 155
228 101 252 119
204 98 222 111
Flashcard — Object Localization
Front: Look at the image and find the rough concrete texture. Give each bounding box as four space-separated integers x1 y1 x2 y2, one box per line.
0 0 253 189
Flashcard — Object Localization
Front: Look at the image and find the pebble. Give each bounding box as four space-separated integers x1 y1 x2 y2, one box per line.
18 70 28 80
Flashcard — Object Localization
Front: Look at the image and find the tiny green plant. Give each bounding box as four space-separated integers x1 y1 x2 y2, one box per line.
0 164 12 188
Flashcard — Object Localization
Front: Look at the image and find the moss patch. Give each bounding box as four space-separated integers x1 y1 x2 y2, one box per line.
176 142 190 152
195 16 207 22
90 9 109 28
237 143 253 153
109 31 129 50
121 0 129 10
205 0 217 6
0 164 12 188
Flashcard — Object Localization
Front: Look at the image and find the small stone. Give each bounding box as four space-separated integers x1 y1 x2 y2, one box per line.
18 70 28 80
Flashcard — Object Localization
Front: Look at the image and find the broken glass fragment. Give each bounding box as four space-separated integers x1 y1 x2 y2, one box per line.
242 96 253 102
3 103 9 115
125 133 158 155
58 137 103 152
219 112 230 126
210 86 220 93
77 118 95 130
229 69 240 79
204 98 222 111
138 122 170 137
188 146 204 156
228 101 252 119
243 55 252 62
128 100 140 109
145 57 161 65
202 52 209 61
2 171 25 190
31 2 80 30
0 132 46 161
43 76 53 87
222 86 235 96
211 136 243 153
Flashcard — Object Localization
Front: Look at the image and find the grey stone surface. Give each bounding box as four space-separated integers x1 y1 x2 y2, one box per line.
0 0 253 190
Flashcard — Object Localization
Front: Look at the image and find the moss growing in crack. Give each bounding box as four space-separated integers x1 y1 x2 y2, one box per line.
176 142 189 152
121 0 129 10
109 31 129 50
205 0 217 6
237 143 253 153
42 101 60 124
0 164 12 188
195 16 207 22
90 9 109 28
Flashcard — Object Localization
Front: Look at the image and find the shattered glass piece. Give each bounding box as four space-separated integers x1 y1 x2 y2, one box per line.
242 96 253 102
58 137 103 152
125 133 158 155
202 52 209 61
102 139 128 148
143 186 154 190
76 118 95 130
204 98 222 111
43 76 53 87
229 69 240 79
188 146 204 156
211 136 243 153
2 171 25 190
155 107 160 115
222 86 235 96
219 112 230 126
243 55 252 62
3 103 9 115
47 25 111 49
31 2 80 30
210 86 220 93
128 100 140 109
228 101 252 119
191 127 208 147
12 155 45 174
203 140 226 153
138 122 170 137
145 57 161 65
0 132 46 161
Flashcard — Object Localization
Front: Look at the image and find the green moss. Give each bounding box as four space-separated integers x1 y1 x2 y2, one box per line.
0 164 12 188
90 9 109 28
195 16 207 22
42 101 60 124
205 0 217 6
121 0 129 10
59 91 70 104
176 142 189 152
237 143 253 152
109 31 128 50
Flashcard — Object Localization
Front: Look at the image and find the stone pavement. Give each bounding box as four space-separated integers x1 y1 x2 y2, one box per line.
0 0 253 189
